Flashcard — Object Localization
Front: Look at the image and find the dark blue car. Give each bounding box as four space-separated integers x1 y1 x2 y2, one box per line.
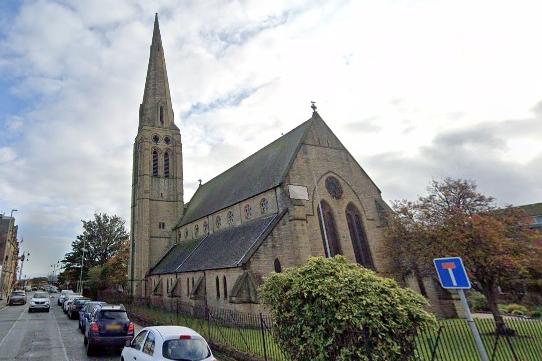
83 304 134 356
78 301 105 333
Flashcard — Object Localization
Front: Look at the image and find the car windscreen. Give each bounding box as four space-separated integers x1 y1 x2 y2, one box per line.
162 339 211 361
33 292 48 298
74 298 90 305
99 310 129 320
12 292 25 296
61 290 74 294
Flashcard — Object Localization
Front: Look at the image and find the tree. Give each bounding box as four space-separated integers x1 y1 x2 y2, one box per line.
259 256 435 361
386 178 542 333
60 213 128 287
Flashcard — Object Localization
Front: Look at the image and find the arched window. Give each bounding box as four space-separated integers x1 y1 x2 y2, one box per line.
244 204 252 219
345 203 374 269
215 276 220 299
317 200 342 257
274 258 282 273
164 152 170 178
227 211 234 225
186 278 189 296
152 150 159 176
159 106 164 125
223 276 228 300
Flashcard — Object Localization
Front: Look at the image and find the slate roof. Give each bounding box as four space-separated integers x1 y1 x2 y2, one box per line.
174 118 313 228
151 212 284 275
518 202 542 216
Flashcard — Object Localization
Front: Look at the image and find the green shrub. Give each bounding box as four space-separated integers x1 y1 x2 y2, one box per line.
530 307 542 319
506 304 528 314
469 292 489 312
511 309 525 316
259 256 436 361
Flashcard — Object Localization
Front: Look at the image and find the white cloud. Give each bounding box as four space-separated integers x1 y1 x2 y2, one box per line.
1 0 541 276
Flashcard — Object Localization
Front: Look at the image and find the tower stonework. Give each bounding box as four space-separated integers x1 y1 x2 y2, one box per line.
129 14 183 296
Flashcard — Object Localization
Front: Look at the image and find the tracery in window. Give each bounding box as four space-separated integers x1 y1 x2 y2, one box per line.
260 198 269 214
244 204 252 219
346 203 374 269
227 211 234 225
317 200 342 257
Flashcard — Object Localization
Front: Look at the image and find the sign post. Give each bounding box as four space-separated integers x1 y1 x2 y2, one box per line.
434 257 489 361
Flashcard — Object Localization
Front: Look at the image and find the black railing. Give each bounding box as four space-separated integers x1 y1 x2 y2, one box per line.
98 293 542 361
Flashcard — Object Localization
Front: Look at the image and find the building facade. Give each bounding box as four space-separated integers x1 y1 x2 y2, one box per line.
128 15 456 318
0 215 19 299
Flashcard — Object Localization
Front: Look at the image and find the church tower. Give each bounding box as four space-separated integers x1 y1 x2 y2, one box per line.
129 14 183 296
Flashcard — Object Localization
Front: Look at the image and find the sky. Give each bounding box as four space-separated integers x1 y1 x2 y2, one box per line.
1 0 541 278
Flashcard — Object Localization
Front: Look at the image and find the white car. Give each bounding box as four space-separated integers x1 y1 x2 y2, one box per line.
58 289 74 305
29 291 50 312
63 294 83 313
121 326 216 361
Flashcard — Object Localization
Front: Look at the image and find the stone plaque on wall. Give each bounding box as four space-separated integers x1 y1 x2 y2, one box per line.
288 184 309 200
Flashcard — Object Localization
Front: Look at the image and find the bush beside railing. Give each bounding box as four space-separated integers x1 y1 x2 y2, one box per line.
98 292 542 361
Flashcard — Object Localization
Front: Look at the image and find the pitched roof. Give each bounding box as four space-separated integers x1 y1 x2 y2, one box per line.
151 212 283 275
175 117 313 228
518 202 542 216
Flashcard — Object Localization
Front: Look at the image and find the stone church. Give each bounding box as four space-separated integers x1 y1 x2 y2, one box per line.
128 15 456 317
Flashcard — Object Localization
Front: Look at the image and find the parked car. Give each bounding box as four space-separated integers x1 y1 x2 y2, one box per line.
84 304 134 356
8 290 26 305
79 301 106 333
121 326 215 361
58 289 74 306
68 297 91 319
63 294 83 313
28 291 50 312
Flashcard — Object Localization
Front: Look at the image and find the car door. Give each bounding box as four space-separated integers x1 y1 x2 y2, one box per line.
123 330 147 360
139 330 157 361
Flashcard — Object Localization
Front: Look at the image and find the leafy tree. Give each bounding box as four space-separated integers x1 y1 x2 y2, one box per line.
60 213 128 287
259 256 435 361
386 178 542 333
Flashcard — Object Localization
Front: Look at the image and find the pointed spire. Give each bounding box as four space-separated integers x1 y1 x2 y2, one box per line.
139 13 174 128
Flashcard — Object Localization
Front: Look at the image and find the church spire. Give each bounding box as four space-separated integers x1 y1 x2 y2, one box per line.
139 13 174 128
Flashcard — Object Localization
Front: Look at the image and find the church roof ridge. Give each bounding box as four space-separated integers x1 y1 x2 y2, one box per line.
174 114 316 228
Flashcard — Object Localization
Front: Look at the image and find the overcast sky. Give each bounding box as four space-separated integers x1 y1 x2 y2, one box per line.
1 0 541 277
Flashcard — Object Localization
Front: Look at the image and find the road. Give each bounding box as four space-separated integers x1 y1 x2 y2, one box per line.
0 294 122 361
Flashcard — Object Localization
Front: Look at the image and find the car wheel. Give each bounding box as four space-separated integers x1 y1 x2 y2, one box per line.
83 336 88 346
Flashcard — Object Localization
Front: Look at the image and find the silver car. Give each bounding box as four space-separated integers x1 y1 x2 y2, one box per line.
29 292 50 312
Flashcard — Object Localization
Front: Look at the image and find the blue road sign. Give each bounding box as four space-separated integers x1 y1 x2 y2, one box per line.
433 257 471 289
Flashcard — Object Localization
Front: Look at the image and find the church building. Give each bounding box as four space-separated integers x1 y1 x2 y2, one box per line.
128 15 456 318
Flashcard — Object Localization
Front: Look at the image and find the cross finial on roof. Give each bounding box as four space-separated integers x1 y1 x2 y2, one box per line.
198 179 202 186
311 101 317 113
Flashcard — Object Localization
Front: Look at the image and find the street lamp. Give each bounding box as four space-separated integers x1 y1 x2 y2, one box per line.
78 240 86 294
18 251 30 281
10 209 18 218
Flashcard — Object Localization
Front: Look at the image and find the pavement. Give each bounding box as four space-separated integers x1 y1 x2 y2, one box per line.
0 294 129 361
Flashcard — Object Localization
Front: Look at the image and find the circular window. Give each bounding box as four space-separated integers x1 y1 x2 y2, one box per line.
227 211 234 225
325 176 343 199
244 204 252 219
260 198 269 214
164 136 171 145
152 135 160 144
215 216 222 229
